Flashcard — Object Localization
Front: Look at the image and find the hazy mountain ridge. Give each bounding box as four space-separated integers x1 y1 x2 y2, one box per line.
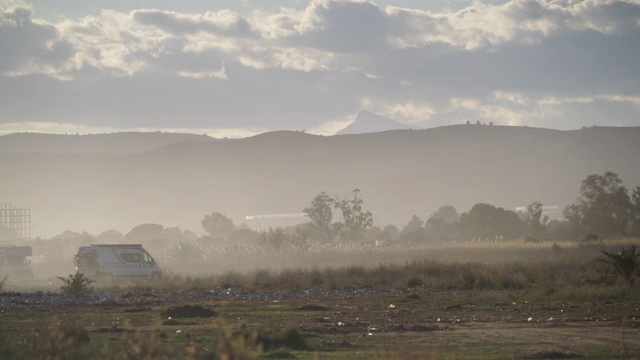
0 132 216 154
336 110 418 135
1 125 639 235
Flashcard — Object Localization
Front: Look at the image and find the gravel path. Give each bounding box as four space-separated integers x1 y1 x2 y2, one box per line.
0 288 407 310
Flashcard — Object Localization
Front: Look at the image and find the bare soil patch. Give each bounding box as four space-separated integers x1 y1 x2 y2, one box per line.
1 290 640 359
162 304 218 318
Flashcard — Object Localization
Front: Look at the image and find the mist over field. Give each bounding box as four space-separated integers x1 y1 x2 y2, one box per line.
1 125 639 237
3 1 640 357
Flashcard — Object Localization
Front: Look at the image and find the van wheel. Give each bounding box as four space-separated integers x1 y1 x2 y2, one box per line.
151 272 162 282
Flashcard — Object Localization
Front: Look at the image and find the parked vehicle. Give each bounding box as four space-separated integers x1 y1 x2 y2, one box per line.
0 245 34 279
74 244 162 281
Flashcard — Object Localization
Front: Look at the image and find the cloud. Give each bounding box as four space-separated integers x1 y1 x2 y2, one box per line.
132 8 254 37
0 120 265 139
0 0 639 133
306 113 356 135
295 0 388 52
0 3 73 77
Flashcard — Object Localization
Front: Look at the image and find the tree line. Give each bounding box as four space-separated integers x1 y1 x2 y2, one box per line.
2 171 638 247
199 171 640 245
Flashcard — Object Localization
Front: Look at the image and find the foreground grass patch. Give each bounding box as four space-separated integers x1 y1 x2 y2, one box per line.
3 239 640 359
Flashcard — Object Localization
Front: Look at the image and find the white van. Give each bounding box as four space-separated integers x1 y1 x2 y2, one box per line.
0 245 34 279
74 244 162 281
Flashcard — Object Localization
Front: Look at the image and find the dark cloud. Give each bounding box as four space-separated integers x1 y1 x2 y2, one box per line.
299 0 389 52
0 5 73 74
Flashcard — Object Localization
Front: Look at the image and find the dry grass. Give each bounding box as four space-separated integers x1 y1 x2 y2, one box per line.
9 237 640 297
3 238 640 359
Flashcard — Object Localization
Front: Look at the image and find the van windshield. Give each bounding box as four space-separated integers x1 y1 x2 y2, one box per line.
143 253 155 265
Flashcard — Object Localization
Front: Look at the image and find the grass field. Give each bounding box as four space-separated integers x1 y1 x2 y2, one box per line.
2 239 640 359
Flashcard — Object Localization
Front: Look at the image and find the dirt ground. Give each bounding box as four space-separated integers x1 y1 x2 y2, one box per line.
2 290 640 359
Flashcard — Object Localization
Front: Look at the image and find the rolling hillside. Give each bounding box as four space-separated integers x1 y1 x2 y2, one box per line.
0 132 215 154
1 125 639 236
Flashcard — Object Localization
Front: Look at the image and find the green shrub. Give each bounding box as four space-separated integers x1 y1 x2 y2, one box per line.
254 328 308 351
597 245 640 285
57 273 95 295
168 241 203 262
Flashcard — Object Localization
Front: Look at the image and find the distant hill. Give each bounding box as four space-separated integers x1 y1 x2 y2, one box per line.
336 110 417 135
1 125 639 236
0 132 215 154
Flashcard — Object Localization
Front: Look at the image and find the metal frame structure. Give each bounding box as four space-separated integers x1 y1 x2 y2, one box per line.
0 204 31 239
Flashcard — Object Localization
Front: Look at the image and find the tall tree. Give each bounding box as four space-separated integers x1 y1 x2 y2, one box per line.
401 215 424 235
523 200 549 239
201 212 235 239
303 191 337 243
379 224 399 241
457 203 525 241
428 205 460 224
126 223 163 242
335 189 373 241
631 186 640 236
425 205 460 241
565 171 632 238
562 203 583 240
95 229 125 243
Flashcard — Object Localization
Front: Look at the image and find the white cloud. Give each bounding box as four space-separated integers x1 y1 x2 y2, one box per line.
0 0 639 132
132 9 253 37
0 121 264 139
359 98 435 125
306 114 356 135
0 3 73 77
177 66 228 80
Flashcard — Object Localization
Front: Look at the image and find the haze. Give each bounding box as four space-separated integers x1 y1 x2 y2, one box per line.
1 0 639 237
0 126 639 237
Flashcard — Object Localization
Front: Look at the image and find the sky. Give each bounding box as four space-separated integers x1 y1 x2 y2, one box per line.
1 0 639 137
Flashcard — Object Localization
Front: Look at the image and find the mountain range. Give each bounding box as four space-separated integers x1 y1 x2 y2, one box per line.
336 110 417 135
1 124 639 237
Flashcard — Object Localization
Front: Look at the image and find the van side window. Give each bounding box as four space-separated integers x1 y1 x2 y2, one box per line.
122 253 142 263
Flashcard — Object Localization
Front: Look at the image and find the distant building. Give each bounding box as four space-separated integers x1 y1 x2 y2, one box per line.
0 204 31 239
515 205 560 215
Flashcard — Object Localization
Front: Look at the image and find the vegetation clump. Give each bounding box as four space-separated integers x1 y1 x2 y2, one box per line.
167 241 203 262
598 245 640 285
57 273 94 295
252 328 309 351
581 233 602 245
162 304 217 318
